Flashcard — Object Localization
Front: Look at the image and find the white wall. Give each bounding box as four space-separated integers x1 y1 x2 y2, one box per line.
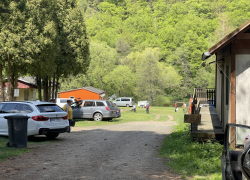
223 57 231 131
236 54 250 145
216 64 222 122
216 56 231 131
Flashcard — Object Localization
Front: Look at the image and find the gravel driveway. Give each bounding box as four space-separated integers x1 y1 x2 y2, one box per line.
0 116 183 180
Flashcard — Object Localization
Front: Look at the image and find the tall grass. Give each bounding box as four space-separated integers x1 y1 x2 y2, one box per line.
159 114 223 180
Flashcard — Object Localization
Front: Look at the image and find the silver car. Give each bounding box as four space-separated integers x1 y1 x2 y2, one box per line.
113 97 135 107
71 100 117 121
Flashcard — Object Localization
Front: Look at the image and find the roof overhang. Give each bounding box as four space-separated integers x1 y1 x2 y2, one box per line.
202 18 250 60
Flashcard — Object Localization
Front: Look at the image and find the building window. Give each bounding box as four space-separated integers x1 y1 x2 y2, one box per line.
226 65 229 105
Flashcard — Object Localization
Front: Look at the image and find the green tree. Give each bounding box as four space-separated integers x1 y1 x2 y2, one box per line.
87 41 117 91
0 1 32 101
135 48 164 105
103 65 135 97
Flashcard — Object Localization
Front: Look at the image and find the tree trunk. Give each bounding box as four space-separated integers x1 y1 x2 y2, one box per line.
55 76 59 99
37 77 42 101
11 68 15 100
14 65 18 101
0 63 4 102
48 78 51 100
7 54 11 101
43 78 48 101
52 74 55 99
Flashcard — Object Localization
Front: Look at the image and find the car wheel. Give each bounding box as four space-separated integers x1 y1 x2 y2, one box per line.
28 135 36 141
94 113 103 121
126 104 129 107
46 133 59 139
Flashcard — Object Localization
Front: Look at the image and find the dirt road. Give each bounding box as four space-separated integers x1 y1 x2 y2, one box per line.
0 116 182 180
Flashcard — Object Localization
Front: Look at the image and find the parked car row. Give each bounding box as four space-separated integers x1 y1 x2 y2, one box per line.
0 99 122 138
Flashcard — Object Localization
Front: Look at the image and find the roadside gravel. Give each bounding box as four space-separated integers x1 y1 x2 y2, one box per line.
0 115 182 180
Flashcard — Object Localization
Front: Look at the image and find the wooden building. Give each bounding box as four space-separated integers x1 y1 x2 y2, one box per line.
200 19 250 146
3 76 37 101
58 86 105 100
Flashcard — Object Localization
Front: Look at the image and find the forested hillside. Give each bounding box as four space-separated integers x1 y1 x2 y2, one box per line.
60 0 250 105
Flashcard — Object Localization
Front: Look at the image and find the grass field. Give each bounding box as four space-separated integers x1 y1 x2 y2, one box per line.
74 106 177 127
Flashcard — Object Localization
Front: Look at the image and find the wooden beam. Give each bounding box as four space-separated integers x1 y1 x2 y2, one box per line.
236 34 250 39
230 41 236 149
209 19 250 55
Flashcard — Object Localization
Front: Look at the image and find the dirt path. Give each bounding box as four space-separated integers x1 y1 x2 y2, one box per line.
0 117 182 180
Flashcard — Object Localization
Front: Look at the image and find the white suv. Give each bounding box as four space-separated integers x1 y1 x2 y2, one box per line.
0 101 68 139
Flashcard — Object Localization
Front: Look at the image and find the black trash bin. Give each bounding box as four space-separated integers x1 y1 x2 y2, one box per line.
4 115 29 148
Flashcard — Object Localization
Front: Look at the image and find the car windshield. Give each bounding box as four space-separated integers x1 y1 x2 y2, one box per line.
36 104 64 112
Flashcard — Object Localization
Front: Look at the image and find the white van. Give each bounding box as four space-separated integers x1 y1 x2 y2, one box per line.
56 98 74 108
138 101 149 108
113 97 135 107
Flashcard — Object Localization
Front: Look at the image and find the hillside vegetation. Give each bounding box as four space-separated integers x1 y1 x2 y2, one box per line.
60 0 250 104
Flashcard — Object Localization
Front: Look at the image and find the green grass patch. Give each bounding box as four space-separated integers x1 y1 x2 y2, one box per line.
0 136 54 162
159 114 223 179
74 106 175 127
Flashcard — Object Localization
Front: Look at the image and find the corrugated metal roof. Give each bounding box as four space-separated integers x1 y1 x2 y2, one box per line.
83 86 105 94
18 76 36 86
58 86 105 95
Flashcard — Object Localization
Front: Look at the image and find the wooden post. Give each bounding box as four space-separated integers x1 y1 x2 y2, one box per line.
230 41 236 149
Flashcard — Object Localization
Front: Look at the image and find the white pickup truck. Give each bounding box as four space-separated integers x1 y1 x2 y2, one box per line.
138 101 149 108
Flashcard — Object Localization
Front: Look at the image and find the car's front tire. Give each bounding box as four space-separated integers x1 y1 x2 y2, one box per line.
93 113 103 121
46 133 59 139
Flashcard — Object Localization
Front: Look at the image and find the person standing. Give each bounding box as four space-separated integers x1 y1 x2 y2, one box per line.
182 103 186 114
50 99 55 103
63 100 73 133
133 104 136 113
146 104 149 114
175 103 177 112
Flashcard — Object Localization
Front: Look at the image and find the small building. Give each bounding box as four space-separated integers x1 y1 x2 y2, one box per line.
3 76 37 101
194 19 250 147
58 86 105 100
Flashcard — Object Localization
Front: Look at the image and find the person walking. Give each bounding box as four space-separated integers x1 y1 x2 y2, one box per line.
63 100 73 133
146 104 149 114
175 103 177 112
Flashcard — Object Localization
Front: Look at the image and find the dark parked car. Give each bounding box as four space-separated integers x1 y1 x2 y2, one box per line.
222 123 250 180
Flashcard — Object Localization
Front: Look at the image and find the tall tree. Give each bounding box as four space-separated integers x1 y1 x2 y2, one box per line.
103 65 135 97
87 41 117 90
